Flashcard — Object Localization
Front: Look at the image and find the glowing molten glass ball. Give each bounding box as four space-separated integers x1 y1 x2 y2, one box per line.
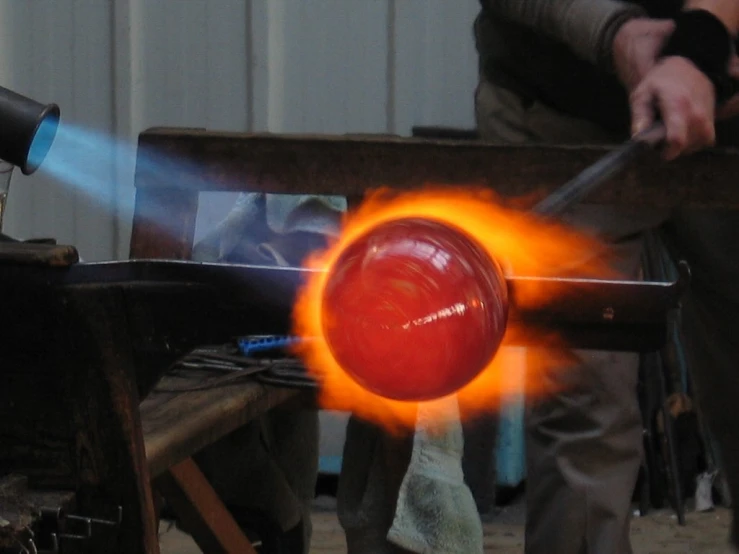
321 217 509 401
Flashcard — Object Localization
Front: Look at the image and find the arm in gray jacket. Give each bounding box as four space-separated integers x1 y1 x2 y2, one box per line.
480 0 648 70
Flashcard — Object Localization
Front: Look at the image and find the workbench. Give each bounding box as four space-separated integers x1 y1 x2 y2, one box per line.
1 128 738 554
127 128 738 554
142 370 301 554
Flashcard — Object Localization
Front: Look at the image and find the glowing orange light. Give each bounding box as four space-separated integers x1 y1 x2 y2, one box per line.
321 217 509 402
291 186 616 432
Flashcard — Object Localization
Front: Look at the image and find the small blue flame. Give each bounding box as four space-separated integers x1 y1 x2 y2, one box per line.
238 335 312 356
27 115 60 173
37 122 136 214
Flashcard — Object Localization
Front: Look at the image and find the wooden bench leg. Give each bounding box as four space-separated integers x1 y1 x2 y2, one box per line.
154 457 258 554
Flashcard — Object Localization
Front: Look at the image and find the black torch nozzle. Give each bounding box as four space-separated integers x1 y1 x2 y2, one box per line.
0 86 60 175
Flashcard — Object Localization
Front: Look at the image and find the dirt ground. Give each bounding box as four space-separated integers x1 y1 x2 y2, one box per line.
159 496 736 553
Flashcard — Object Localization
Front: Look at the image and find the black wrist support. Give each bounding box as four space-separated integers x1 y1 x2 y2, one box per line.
660 9 737 103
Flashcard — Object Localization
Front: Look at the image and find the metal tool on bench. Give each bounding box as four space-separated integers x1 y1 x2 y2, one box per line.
159 339 318 392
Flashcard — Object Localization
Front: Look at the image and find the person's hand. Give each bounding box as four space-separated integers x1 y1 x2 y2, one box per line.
612 18 676 91
630 56 716 160
612 17 737 160
717 56 739 119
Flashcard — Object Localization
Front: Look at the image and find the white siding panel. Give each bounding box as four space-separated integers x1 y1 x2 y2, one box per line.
393 0 480 135
251 0 390 133
0 0 482 260
0 0 116 261
125 0 249 130
68 0 118 262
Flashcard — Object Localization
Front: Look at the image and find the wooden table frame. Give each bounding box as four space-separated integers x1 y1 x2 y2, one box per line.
140 371 301 554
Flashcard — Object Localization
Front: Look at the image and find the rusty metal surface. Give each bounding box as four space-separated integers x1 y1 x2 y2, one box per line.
0 242 79 267
135 127 739 208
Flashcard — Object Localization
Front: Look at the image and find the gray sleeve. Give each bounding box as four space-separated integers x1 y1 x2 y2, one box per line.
481 0 648 69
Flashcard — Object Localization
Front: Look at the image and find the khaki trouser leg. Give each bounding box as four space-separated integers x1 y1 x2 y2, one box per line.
475 79 659 554
337 417 415 554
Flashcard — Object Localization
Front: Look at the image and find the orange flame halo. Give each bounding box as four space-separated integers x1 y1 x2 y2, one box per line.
291 186 616 432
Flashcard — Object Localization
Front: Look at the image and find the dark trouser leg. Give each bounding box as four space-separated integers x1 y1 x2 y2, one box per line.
337 416 415 554
460 410 499 513
662 209 739 547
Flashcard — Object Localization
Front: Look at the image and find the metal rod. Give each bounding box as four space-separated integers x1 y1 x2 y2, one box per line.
532 123 666 217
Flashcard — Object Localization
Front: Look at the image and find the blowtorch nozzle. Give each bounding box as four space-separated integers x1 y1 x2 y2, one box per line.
0 86 60 175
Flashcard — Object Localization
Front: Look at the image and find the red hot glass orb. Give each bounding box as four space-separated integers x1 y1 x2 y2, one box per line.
321 217 509 401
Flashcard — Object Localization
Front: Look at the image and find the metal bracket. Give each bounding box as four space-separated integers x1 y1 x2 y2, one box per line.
33 505 123 554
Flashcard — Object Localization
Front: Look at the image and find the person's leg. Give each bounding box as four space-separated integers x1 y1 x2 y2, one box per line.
337 416 415 554
460 407 499 513
661 208 739 547
524 349 642 554
475 78 654 554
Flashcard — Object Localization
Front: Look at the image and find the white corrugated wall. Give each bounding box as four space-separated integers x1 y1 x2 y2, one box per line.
0 0 481 260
